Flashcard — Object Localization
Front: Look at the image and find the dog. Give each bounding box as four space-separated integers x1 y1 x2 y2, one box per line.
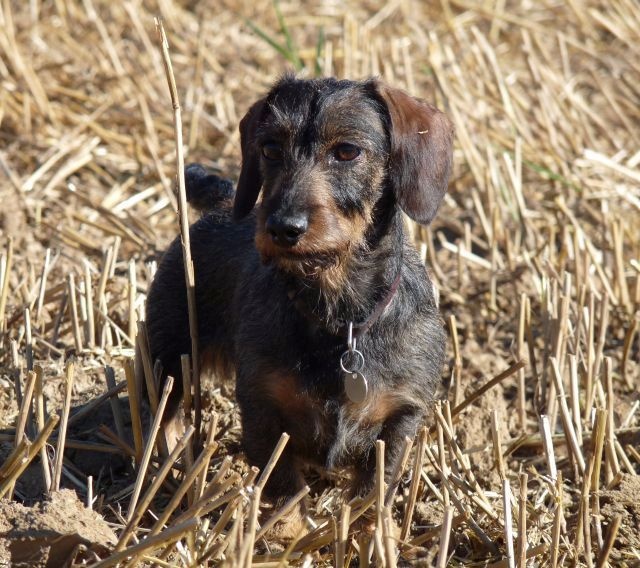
143 75 453 536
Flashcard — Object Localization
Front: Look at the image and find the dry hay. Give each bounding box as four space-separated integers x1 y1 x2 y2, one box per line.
0 0 639 566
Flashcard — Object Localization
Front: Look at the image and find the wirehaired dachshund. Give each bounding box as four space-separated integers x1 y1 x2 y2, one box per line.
142 75 454 536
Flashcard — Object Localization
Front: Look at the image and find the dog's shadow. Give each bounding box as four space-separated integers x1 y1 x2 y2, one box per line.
0 398 136 503
1 390 240 505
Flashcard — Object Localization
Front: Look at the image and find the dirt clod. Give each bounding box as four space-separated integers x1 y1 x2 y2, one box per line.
0 489 116 567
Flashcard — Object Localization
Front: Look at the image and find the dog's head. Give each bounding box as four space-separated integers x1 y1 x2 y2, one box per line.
234 76 454 276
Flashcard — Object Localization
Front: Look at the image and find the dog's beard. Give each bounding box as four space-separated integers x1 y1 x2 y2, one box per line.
262 250 342 278
255 227 357 284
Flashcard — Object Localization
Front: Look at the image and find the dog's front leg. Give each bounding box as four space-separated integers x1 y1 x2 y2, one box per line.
352 409 423 496
237 392 308 540
350 408 423 537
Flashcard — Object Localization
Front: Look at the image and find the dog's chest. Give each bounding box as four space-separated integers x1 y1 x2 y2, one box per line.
261 360 409 465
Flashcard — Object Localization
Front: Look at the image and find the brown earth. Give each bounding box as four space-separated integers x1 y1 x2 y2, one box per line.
0 489 116 567
0 0 639 565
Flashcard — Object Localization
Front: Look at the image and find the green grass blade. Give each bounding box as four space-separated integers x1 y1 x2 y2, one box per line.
314 26 325 76
273 0 303 70
245 19 298 67
521 158 582 193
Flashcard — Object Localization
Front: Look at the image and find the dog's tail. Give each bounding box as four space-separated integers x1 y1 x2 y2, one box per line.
184 163 235 212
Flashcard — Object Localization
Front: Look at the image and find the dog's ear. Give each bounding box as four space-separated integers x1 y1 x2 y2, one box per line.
376 84 454 225
233 98 267 221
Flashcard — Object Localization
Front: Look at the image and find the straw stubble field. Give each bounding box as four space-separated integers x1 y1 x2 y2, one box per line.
0 0 639 566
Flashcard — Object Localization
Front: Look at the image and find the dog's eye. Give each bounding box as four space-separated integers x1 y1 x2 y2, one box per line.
262 143 283 161
334 144 361 162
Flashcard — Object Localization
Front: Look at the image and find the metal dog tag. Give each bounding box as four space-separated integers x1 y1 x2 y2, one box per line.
345 371 368 404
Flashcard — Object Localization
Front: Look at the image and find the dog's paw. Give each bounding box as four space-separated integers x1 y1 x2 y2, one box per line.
261 503 309 543
350 509 401 543
351 509 377 535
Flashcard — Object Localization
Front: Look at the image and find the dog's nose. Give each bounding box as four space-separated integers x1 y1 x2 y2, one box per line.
266 213 308 247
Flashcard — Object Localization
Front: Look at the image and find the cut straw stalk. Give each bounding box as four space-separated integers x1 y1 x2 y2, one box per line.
569 355 583 447
0 237 13 334
550 472 564 568
575 456 595 565
155 19 201 437
256 485 310 540
136 320 159 414
516 472 528 568
90 518 198 568
125 376 174 523
375 439 385 530
24 308 33 371
590 408 607 492
239 485 262 568
384 436 412 506
550 357 586 474
538 415 557 482
436 506 454 568
584 291 596 422
193 484 248 561
67 273 83 353
33 249 52 325
33 365 51 492
195 412 219 499
117 424 195 550
449 360 525 420
621 317 637 388
604 358 621 480
293 491 376 554
123 358 144 463
491 410 506 480
127 259 137 343
0 437 31 486
14 369 37 448
433 409 497 518
67 376 127 427
146 445 223 540
180 353 195 498
517 293 527 428
104 366 126 441
149 470 243 565
178 483 245 562
436 401 450 508
422 442 497 551
0 415 59 499
83 260 95 348
590 409 608 554
409 511 468 548
448 315 463 406
382 505 397 568
52 361 75 493
595 515 622 568
400 426 426 541
170 471 244 528
256 432 290 491
180 353 193 426
336 503 351 568
502 479 515 568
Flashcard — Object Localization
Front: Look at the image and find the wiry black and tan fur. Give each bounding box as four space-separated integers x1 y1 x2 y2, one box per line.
143 76 454 536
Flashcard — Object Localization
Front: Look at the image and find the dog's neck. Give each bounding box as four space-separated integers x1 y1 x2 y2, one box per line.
285 202 404 337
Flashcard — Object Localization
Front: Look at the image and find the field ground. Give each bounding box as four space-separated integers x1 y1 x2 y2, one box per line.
0 0 639 566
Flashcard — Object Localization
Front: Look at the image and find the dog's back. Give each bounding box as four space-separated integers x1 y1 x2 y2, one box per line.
144 194 254 403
